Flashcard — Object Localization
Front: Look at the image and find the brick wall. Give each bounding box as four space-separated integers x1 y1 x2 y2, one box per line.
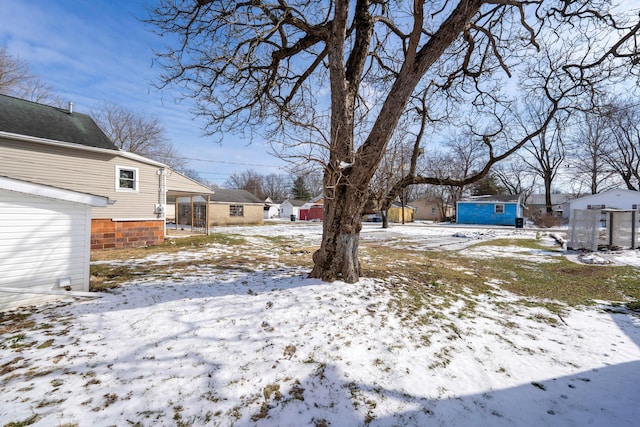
91 219 164 250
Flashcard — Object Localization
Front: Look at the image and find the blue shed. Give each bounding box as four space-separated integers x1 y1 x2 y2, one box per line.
456 195 524 226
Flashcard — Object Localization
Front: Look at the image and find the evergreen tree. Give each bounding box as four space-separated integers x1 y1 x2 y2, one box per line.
292 176 312 200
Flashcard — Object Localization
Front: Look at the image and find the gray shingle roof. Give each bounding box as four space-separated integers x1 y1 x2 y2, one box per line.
211 188 263 203
0 94 118 150
526 194 573 205
461 194 522 203
285 199 308 207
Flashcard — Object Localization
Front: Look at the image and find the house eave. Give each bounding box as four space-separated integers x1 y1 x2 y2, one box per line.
0 175 108 206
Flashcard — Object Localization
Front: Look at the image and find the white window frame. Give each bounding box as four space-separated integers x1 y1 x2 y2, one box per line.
115 166 139 192
431 206 437 215
495 204 505 214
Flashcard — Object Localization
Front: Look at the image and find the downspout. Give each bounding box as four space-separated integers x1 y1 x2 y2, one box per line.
207 193 211 235
159 168 167 236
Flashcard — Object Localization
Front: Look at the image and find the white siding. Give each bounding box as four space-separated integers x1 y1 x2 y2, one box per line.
0 189 91 309
279 201 299 218
569 189 640 211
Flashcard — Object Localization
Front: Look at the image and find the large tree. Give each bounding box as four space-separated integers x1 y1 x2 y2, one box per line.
149 1 640 282
0 45 59 105
92 102 186 171
263 173 291 203
521 114 565 214
568 108 617 195
225 169 266 198
600 99 640 191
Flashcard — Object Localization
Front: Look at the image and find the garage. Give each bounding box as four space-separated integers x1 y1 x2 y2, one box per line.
0 176 107 310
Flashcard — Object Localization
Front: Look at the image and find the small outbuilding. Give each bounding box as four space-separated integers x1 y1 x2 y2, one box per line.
565 189 640 222
264 197 280 219
457 194 524 226
208 188 264 226
279 199 307 220
0 176 108 310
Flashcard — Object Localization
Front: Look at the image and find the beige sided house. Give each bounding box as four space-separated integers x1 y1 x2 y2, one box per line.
208 188 264 226
0 94 213 249
412 196 454 221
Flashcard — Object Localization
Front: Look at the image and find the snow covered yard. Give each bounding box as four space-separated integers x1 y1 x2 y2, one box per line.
1 222 640 426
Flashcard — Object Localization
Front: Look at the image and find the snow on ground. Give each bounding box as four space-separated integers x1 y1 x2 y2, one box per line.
1 222 640 426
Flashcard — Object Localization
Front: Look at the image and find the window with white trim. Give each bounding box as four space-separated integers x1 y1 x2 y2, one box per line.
115 166 139 192
431 207 437 215
495 204 504 214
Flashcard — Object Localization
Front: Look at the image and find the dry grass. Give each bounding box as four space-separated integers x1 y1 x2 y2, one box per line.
88 230 640 309
480 257 640 305
90 233 246 262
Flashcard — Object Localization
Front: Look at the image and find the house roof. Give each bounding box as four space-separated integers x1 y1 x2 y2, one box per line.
569 188 640 205
526 193 573 205
0 94 118 150
460 194 522 203
210 188 263 204
284 199 308 207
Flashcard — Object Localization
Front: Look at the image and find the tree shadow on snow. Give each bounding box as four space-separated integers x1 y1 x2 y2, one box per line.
250 360 640 427
73 266 320 315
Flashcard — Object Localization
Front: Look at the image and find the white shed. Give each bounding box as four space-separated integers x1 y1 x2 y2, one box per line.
279 199 307 219
0 176 108 310
566 189 640 221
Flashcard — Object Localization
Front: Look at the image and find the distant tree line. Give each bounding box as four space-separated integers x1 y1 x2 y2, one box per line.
224 170 322 203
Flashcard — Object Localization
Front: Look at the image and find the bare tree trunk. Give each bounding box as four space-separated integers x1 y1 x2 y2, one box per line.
381 209 389 229
544 174 553 214
310 184 365 282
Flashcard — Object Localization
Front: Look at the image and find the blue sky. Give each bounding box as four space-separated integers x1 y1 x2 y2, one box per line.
0 0 287 186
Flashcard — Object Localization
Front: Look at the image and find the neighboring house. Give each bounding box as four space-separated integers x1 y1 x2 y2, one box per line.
208 188 264 226
0 176 107 309
264 197 280 219
565 188 640 222
0 94 213 249
364 203 415 223
526 193 573 218
411 196 454 221
299 195 324 221
457 195 524 226
387 203 415 223
280 199 307 219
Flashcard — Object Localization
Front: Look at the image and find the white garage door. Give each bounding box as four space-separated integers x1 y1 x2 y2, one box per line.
0 188 92 309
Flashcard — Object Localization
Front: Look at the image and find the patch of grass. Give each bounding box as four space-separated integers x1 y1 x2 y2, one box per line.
89 232 314 289
2 333 30 349
90 264 150 290
2 414 41 427
36 339 54 349
0 357 25 376
471 238 558 251
479 257 640 305
358 237 640 330
0 312 35 336
36 398 65 408
91 233 247 262
627 301 640 311
263 383 283 401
